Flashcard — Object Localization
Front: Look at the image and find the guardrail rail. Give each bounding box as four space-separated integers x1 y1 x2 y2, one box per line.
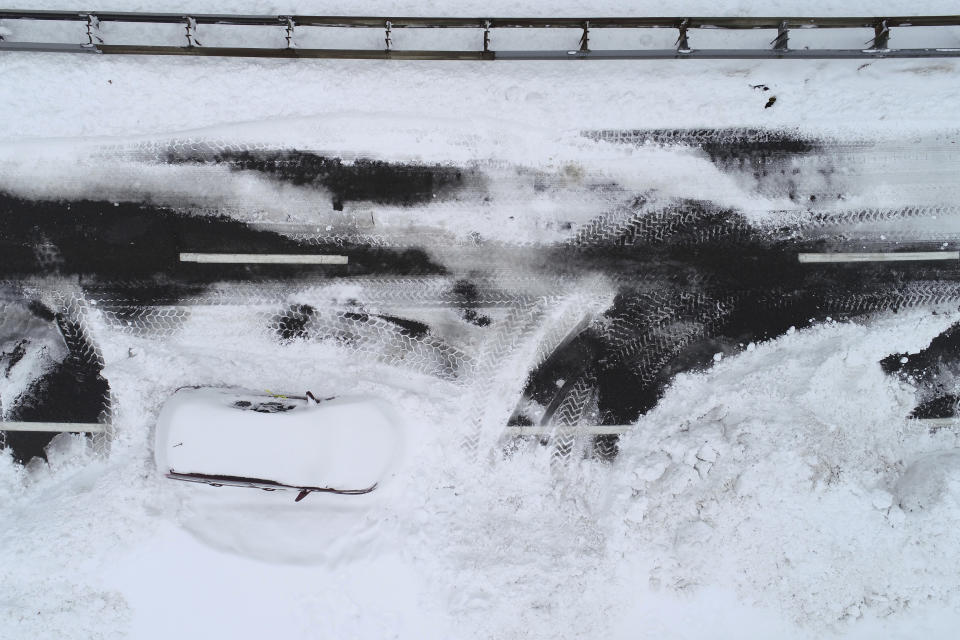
0 11 959 59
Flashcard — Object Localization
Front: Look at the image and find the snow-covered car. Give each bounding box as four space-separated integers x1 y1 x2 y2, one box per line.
155 387 399 501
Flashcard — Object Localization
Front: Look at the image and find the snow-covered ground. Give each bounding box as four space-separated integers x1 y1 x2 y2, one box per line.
3 2 960 639
2 2 960 140
6 311 960 639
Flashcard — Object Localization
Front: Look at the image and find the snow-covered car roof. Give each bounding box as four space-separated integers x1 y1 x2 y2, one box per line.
155 387 399 499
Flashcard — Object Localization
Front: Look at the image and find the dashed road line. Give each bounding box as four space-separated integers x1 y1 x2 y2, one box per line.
0 421 107 433
504 425 630 436
179 252 349 265
799 251 959 263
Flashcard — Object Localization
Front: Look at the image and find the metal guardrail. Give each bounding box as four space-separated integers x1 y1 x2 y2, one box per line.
0 11 958 59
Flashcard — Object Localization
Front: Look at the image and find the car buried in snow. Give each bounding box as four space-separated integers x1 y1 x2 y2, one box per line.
155 387 399 501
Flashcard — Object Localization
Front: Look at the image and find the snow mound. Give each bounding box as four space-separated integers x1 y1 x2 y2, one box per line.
606 311 960 630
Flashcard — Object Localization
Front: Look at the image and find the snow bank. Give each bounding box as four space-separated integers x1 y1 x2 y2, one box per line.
604 311 960 630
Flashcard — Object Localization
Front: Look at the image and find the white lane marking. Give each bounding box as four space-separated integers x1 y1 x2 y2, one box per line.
179 253 348 265
799 251 959 263
0 421 107 433
504 425 630 436
914 417 960 429
511 417 960 437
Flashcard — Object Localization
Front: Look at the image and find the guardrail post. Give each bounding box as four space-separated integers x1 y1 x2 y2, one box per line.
676 18 691 53
284 16 296 49
579 21 590 52
184 16 200 47
84 13 102 46
772 20 788 50
870 19 890 50
385 20 392 51
483 20 491 52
